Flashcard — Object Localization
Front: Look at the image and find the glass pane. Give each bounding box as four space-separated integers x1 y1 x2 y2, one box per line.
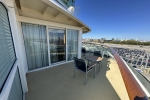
22 23 48 70
67 29 78 60
49 28 66 63
8 68 23 100
0 3 16 91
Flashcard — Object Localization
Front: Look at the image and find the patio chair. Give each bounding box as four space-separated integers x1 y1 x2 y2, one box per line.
93 51 102 57
93 51 103 73
73 57 96 85
82 47 86 56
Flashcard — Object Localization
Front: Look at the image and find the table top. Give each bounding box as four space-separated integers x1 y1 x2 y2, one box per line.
84 55 103 62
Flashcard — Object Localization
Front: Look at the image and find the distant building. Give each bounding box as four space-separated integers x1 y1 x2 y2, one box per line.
93 39 101 42
104 40 113 43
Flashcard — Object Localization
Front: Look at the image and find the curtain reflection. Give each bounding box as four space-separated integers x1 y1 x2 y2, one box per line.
67 29 78 60
22 23 48 70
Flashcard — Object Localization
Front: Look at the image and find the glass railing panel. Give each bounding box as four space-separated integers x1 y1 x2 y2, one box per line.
127 63 150 93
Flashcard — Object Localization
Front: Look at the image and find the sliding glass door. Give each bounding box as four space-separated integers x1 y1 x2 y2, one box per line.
49 28 66 64
22 23 48 70
22 23 78 71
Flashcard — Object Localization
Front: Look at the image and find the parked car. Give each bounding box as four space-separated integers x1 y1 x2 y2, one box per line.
133 65 137 68
137 61 141 65
139 58 142 61
134 68 143 73
142 62 146 66
147 63 150 67
128 60 132 63
132 60 137 64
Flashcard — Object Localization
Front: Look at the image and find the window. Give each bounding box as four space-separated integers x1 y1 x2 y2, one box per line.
0 2 16 92
7 68 23 100
67 29 78 60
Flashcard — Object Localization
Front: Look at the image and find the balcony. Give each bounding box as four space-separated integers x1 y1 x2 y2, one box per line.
25 53 129 100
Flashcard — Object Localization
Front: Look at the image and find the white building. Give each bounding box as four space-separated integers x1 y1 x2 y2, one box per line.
0 0 90 99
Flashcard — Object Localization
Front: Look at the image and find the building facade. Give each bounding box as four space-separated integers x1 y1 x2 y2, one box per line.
56 0 76 8
0 0 90 99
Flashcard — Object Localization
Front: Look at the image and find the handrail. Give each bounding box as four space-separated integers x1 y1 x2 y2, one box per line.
110 47 149 100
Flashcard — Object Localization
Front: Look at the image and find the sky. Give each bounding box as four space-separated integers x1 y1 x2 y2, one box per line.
75 0 150 41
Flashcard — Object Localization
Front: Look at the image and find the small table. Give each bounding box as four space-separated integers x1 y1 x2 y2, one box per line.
84 55 102 62
84 55 103 76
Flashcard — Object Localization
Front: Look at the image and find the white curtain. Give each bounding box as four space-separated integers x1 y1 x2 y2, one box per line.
67 29 78 60
22 23 48 70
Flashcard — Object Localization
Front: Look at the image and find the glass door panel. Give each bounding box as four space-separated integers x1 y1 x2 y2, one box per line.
49 28 66 64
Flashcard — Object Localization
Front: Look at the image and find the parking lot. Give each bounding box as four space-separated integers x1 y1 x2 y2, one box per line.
114 48 150 69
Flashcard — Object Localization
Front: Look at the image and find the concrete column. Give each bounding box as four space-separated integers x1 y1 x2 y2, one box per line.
78 30 82 58
8 5 28 93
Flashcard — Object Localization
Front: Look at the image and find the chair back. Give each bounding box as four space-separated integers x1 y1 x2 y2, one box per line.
74 58 86 71
94 51 102 57
82 47 86 53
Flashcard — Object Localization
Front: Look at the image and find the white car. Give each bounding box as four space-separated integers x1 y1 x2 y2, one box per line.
134 68 143 73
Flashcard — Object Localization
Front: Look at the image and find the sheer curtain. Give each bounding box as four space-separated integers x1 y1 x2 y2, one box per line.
22 23 48 70
67 29 78 60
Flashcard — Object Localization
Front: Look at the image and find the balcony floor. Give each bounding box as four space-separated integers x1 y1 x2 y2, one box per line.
25 57 129 100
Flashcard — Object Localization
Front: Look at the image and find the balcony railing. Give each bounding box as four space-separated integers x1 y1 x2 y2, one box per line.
109 47 149 100
82 42 150 100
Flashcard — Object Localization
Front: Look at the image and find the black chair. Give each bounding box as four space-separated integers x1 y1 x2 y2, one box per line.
93 51 103 73
93 51 102 57
73 57 96 85
82 47 86 56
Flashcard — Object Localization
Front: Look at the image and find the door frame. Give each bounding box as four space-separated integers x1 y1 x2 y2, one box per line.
48 26 67 65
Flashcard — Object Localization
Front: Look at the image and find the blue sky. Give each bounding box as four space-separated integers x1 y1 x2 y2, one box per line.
75 0 150 41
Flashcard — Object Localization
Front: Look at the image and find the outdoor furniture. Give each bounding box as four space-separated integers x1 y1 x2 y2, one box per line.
73 57 96 85
93 51 103 72
82 47 86 56
84 55 103 75
93 51 102 57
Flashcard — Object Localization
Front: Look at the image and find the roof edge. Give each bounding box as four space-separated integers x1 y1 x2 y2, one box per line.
42 0 91 33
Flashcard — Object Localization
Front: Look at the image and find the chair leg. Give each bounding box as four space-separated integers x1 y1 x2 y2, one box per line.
84 73 87 85
74 68 76 78
93 66 96 78
98 63 100 74
95 65 96 77
93 68 95 78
